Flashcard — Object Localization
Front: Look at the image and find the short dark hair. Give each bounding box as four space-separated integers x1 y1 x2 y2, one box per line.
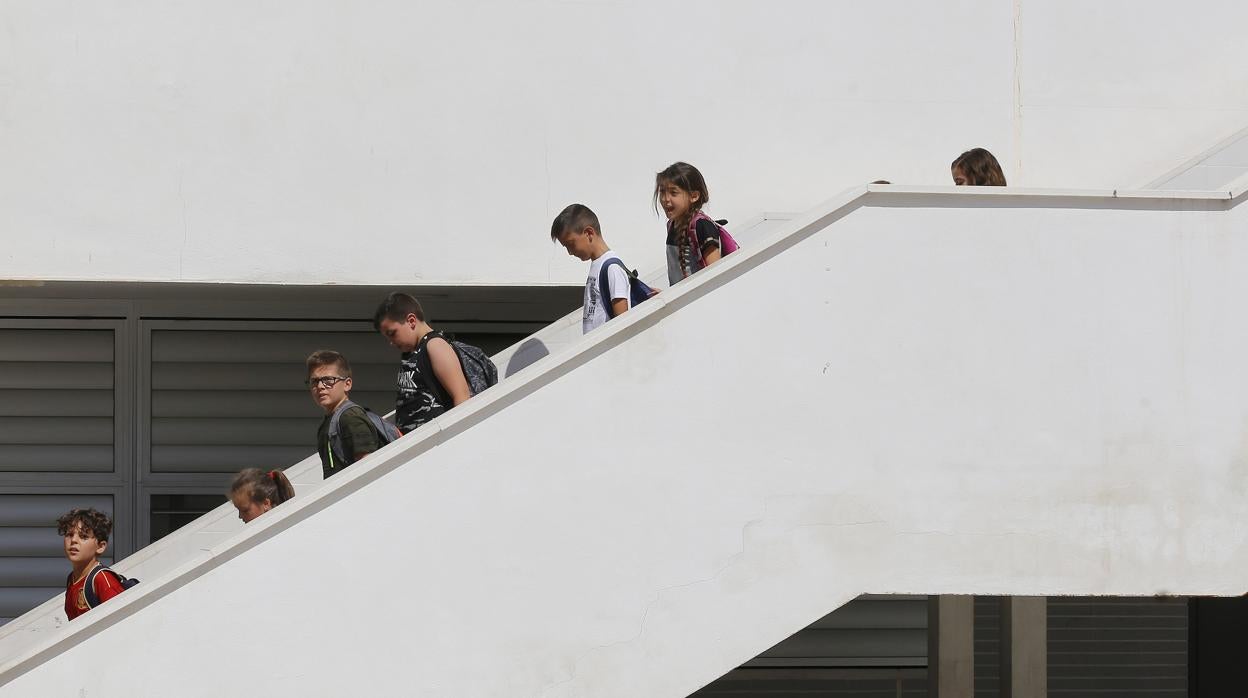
306 350 351 379
951 148 1007 186
550 204 601 241
57 508 113 543
373 292 425 329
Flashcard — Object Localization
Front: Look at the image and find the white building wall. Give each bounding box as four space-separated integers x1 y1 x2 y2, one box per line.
1147 125 1248 191
1 186 1246 697
3 1 1248 286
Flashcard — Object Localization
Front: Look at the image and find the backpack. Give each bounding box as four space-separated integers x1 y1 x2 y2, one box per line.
415 330 499 406
327 399 403 468
73 565 140 609
691 211 740 256
598 257 657 319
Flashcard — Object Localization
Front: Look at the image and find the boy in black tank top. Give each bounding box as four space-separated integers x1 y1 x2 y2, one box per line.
373 292 472 434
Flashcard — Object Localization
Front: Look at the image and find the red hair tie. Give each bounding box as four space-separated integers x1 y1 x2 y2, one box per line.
268 470 278 481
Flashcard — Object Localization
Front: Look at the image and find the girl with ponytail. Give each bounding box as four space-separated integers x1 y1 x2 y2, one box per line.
229 468 295 523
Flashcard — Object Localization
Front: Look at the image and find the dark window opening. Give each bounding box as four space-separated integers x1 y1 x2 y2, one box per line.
150 494 227 543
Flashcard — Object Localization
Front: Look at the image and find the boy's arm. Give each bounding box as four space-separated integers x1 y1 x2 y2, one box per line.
610 298 629 317
427 338 472 406
343 410 381 461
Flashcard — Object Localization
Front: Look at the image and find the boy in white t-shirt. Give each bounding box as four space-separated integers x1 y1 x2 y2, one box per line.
550 203 632 333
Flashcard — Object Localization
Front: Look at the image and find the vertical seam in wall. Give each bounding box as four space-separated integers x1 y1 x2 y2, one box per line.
1012 0 1024 184
177 166 189 280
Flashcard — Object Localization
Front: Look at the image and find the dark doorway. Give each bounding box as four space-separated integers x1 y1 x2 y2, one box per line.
1190 596 1248 696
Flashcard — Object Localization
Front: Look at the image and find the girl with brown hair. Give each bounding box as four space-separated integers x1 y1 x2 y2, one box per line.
951 148 1007 186
229 468 295 523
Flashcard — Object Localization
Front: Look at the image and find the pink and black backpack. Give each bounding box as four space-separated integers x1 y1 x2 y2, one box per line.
682 211 740 275
693 211 740 255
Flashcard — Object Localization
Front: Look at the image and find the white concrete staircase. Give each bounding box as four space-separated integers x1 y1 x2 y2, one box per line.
1 185 1246 697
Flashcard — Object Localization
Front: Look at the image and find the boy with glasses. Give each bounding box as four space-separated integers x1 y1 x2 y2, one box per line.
307 350 383 479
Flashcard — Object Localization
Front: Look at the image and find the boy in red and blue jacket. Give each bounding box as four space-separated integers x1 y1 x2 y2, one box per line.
59 508 126 621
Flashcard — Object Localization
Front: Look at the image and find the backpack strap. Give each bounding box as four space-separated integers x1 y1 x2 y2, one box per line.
685 211 737 269
688 211 717 247
598 257 629 319
414 330 455 408
325 399 359 471
83 565 127 609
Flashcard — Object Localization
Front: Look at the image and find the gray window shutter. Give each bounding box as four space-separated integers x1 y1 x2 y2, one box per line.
148 326 397 474
0 328 114 473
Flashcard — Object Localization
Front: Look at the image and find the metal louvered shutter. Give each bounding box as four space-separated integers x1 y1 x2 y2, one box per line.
744 595 928 668
692 668 926 697
0 327 116 473
145 322 400 475
1049 597 1188 697
975 596 1002 697
0 321 127 625
976 596 1187 697
694 596 928 696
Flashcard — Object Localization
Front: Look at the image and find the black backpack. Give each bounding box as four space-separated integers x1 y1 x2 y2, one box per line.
416 330 499 405
598 258 657 319
326 399 403 467
72 565 140 609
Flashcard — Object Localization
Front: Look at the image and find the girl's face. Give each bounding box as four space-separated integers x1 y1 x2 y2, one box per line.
231 491 273 523
951 165 970 186
657 180 699 221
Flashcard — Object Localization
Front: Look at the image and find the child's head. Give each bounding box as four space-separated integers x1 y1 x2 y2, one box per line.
229 468 295 523
654 162 710 224
951 148 1006 186
306 350 353 414
373 292 428 353
550 204 607 262
57 508 112 567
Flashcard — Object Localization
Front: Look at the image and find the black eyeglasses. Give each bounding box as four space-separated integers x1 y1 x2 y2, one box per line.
305 376 348 389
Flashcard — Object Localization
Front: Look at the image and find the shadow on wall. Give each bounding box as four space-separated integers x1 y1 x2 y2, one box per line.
505 338 550 378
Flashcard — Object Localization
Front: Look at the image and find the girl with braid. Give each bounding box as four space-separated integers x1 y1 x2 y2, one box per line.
655 162 737 285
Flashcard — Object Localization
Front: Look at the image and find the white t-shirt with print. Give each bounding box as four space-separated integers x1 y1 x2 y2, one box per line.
582 251 632 334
